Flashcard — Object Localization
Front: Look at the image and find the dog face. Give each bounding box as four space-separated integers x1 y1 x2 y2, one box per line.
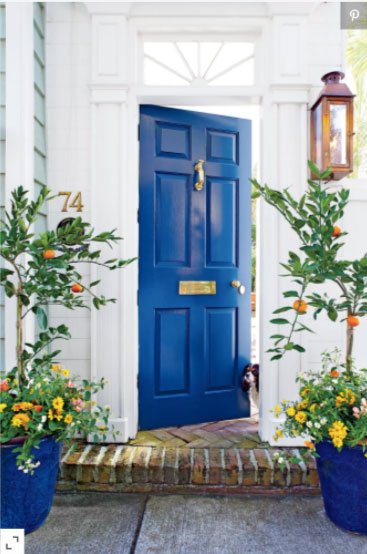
241 363 259 393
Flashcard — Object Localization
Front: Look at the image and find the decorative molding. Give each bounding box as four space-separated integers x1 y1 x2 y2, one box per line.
271 16 307 85
91 15 128 85
85 2 132 15
90 87 129 104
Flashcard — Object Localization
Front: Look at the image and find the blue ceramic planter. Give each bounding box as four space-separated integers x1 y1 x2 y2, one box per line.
316 440 367 534
1 437 62 534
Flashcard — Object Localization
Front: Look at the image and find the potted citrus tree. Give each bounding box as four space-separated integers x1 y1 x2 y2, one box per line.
0 186 135 533
252 161 367 534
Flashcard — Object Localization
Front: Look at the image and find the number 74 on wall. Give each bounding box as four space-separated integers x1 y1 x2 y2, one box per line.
58 191 84 212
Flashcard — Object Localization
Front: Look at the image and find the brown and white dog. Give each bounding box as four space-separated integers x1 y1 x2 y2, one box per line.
241 363 259 409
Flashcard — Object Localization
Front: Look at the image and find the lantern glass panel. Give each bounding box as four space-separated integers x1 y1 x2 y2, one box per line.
313 103 323 168
329 103 347 165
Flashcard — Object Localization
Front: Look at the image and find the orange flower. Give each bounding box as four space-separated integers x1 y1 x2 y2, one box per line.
330 370 339 378
0 379 10 391
33 405 43 412
12 402 34 412
304 440 315 449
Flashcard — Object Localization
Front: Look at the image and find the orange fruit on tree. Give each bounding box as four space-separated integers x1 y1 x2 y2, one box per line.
42 249 55 259
71 283 83 293
347 315 360 327
293 299 308 313
332 225 341 237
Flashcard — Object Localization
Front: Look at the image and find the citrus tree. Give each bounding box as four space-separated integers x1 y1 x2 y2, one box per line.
1 186 136 384
251 161 367 376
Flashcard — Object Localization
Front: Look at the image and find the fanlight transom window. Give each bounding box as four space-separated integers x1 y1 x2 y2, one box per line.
143 41 255 86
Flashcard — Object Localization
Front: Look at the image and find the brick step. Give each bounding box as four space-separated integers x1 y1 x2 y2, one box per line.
57 444 320 494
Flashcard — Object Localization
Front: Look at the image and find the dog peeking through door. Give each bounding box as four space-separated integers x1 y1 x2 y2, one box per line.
241 363 259 410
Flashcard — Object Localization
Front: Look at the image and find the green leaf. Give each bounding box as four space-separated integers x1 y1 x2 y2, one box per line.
307 160 320 176
270 318 290 325
327 307 338 322
270 354 283 361
283 291 299 298
273 306 293 314
36 307 48 330
293 344 306 353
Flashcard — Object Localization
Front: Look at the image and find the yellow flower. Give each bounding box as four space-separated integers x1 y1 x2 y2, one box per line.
11 413 30 428
328 420 347 448
0 403 7 413
335 388 356 408
295 411 306 424
300 388 310 397
54 410 63 422
64 414 73 424
52 364 61 372
99 425 106 431
297 398 308 410
62 369 70 377
273 428 284 441
52 397 64 411
48 409 54 420
274 404 281 417
310 403 317 413
286 407 296 417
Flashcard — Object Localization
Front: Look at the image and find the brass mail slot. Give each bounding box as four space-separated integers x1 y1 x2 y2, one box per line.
179 281 216 295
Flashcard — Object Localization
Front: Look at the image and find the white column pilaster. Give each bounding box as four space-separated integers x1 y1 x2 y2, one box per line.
5 3 35 371
89 10 138 441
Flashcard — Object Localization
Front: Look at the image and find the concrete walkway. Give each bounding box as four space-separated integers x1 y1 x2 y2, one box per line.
25 493 367 554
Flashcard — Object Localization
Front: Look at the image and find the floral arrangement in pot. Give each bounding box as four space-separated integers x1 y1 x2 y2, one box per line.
252 162 367 534
0 186 136 533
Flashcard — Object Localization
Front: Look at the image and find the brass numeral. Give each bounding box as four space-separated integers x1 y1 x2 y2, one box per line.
58 191 84 213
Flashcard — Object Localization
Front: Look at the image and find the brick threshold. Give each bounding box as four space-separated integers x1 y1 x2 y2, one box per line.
57 443 320 494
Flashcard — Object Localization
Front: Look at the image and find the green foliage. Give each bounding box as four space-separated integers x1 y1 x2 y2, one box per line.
0 186 137 471
273 349 367 455
346 30 367 178
0 186 136 381
252 161 367 372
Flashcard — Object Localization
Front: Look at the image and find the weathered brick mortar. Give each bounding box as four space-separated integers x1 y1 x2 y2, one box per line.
57 443 320 493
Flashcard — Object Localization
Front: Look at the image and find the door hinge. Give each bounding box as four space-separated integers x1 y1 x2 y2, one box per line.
137 124 140 141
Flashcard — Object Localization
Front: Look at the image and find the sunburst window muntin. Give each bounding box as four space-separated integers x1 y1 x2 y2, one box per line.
142 40 255 86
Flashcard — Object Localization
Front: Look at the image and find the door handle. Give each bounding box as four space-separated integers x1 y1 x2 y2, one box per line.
231 281 246 295
194 160 204 191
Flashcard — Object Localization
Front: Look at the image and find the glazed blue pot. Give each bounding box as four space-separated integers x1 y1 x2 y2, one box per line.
316 440 367 534
1 436 62 534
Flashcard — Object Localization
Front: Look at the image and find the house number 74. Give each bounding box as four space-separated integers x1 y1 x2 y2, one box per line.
58 191 84 212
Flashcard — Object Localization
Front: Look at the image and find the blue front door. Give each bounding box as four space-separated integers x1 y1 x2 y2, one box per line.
139 105 251 429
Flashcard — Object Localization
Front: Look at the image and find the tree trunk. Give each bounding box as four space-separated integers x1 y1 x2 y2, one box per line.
346 323 354 377
16 284 23 384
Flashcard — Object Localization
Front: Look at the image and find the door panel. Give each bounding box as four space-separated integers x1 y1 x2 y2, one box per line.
139 105 251 429
155 172 190 266
206 177 238 267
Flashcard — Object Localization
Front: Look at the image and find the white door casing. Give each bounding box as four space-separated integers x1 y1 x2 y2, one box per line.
31 1 351 445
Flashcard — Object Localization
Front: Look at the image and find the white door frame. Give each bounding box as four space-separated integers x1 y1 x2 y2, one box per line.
86 2 315 445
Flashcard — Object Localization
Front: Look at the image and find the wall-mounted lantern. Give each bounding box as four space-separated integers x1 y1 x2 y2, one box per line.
310 71 354 180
